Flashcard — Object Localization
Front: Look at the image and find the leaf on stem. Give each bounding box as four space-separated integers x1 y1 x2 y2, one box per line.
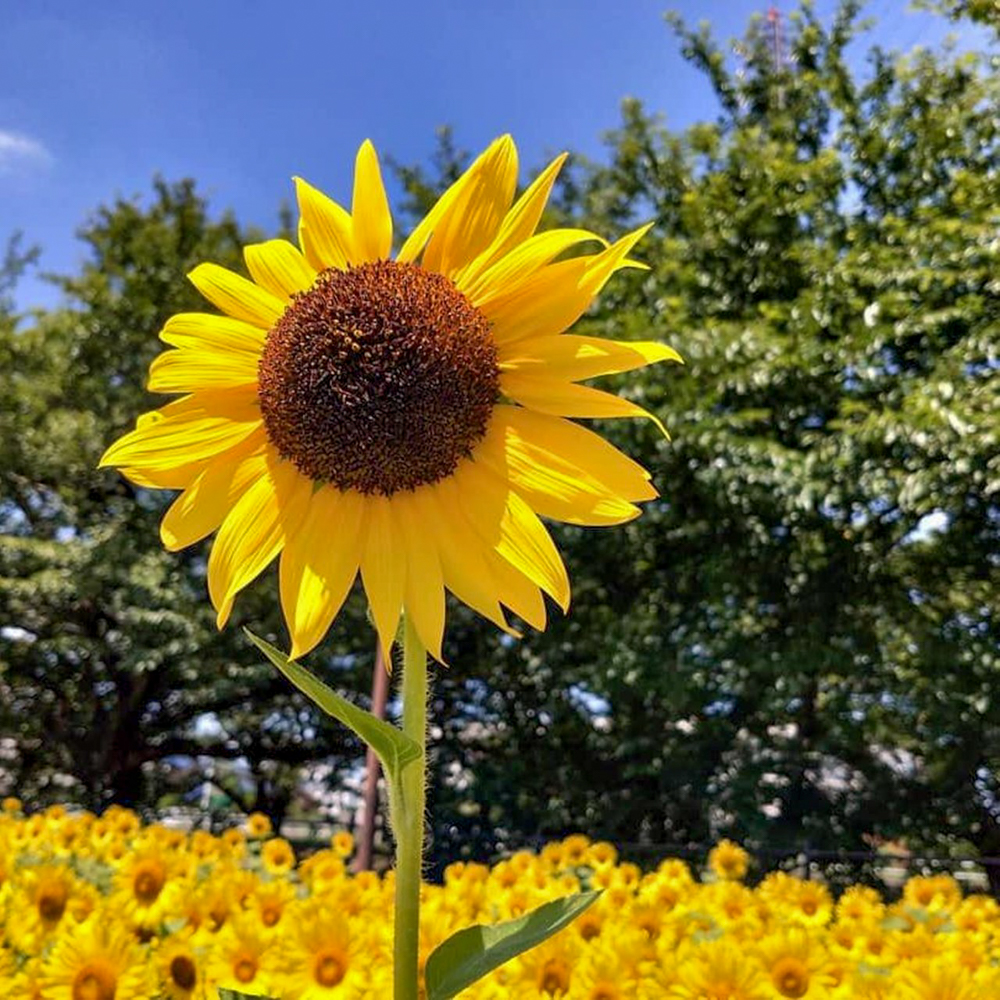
245 629 421 779
424 890 602 1000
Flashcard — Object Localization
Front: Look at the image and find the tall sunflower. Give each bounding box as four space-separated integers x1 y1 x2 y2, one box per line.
100 135 680 660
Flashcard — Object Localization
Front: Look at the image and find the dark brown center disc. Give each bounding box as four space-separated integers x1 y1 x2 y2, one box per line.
258 260 499 495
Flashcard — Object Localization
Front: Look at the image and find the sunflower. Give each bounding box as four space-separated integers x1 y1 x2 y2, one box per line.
709 839 751 882
99 135 679 660
331 829 355 859
299 849 347 891
246 811 272 838
512 932 580 997
261 836 297 876
276 901 387 999
247 878 298 933
39 915 152 1000
894 956 982 1000
207 916 277 996
156 932 208 1000
5 864 89 952
671 938 768 1000
111 848 187 929
220 826 247 860
757 928 831 999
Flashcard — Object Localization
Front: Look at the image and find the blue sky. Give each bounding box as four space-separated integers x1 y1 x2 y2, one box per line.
0 1 978 312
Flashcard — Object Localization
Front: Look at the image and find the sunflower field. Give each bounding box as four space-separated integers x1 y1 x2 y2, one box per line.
1 802 998 999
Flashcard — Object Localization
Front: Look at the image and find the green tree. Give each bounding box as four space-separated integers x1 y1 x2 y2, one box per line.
401 1 999 881
0 181 374 824
2 0 996 889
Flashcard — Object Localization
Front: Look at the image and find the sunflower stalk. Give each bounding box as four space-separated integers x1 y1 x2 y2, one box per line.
387 615 428 1000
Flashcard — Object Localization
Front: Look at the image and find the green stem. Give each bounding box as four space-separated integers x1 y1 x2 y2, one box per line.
390 615 427 1000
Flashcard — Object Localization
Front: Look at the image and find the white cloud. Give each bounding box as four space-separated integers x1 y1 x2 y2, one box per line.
0 130 53 174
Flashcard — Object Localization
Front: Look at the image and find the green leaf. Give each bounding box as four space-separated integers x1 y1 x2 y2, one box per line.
245 630 420 779
218 990 276 1000
424 890 601 1000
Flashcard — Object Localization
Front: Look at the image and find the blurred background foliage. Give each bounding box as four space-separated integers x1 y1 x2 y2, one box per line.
0 0 997 884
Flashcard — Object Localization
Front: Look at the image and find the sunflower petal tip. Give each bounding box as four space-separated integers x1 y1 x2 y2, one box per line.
159 525 181 551
492 134 517 157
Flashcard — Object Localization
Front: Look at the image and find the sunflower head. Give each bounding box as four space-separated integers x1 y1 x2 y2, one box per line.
331 829 355 859
245 812 272 839
260 837 296 876
258 259 499 495
100 135 680 661
709 839 750 882
39 917 151 1000
156 934 203 1000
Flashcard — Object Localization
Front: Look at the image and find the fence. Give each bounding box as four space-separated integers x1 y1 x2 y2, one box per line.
167 808 1000 896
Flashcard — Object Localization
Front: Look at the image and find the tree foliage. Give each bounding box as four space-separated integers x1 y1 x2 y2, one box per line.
413 0 999 876
0 181 374 822
0 2 996 882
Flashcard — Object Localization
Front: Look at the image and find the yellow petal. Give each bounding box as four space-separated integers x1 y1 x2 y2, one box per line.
115 396 230 488
393 491 446 663
474 434 640 528
481 224 652 347
351 140 393 262
421 135 519 278
499 374 669 437
397 135 516 267
455 460 570 612
188 263 286 329
207 454 311 628
148 346 260 394
499 335 683 380
119 465 201 490
294 176 355 271
459 152 568 284
116 399 223 489
359 495 405 663
480 405 656 505
160 313 267 354
460 229 605 303
483 546 547 631
411 482 516 637
280 487 366 659
244 239 317 301
160 432 269 551
99 388 262 471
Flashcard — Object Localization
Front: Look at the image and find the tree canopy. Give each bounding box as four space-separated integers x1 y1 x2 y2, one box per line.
0 1 996 882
